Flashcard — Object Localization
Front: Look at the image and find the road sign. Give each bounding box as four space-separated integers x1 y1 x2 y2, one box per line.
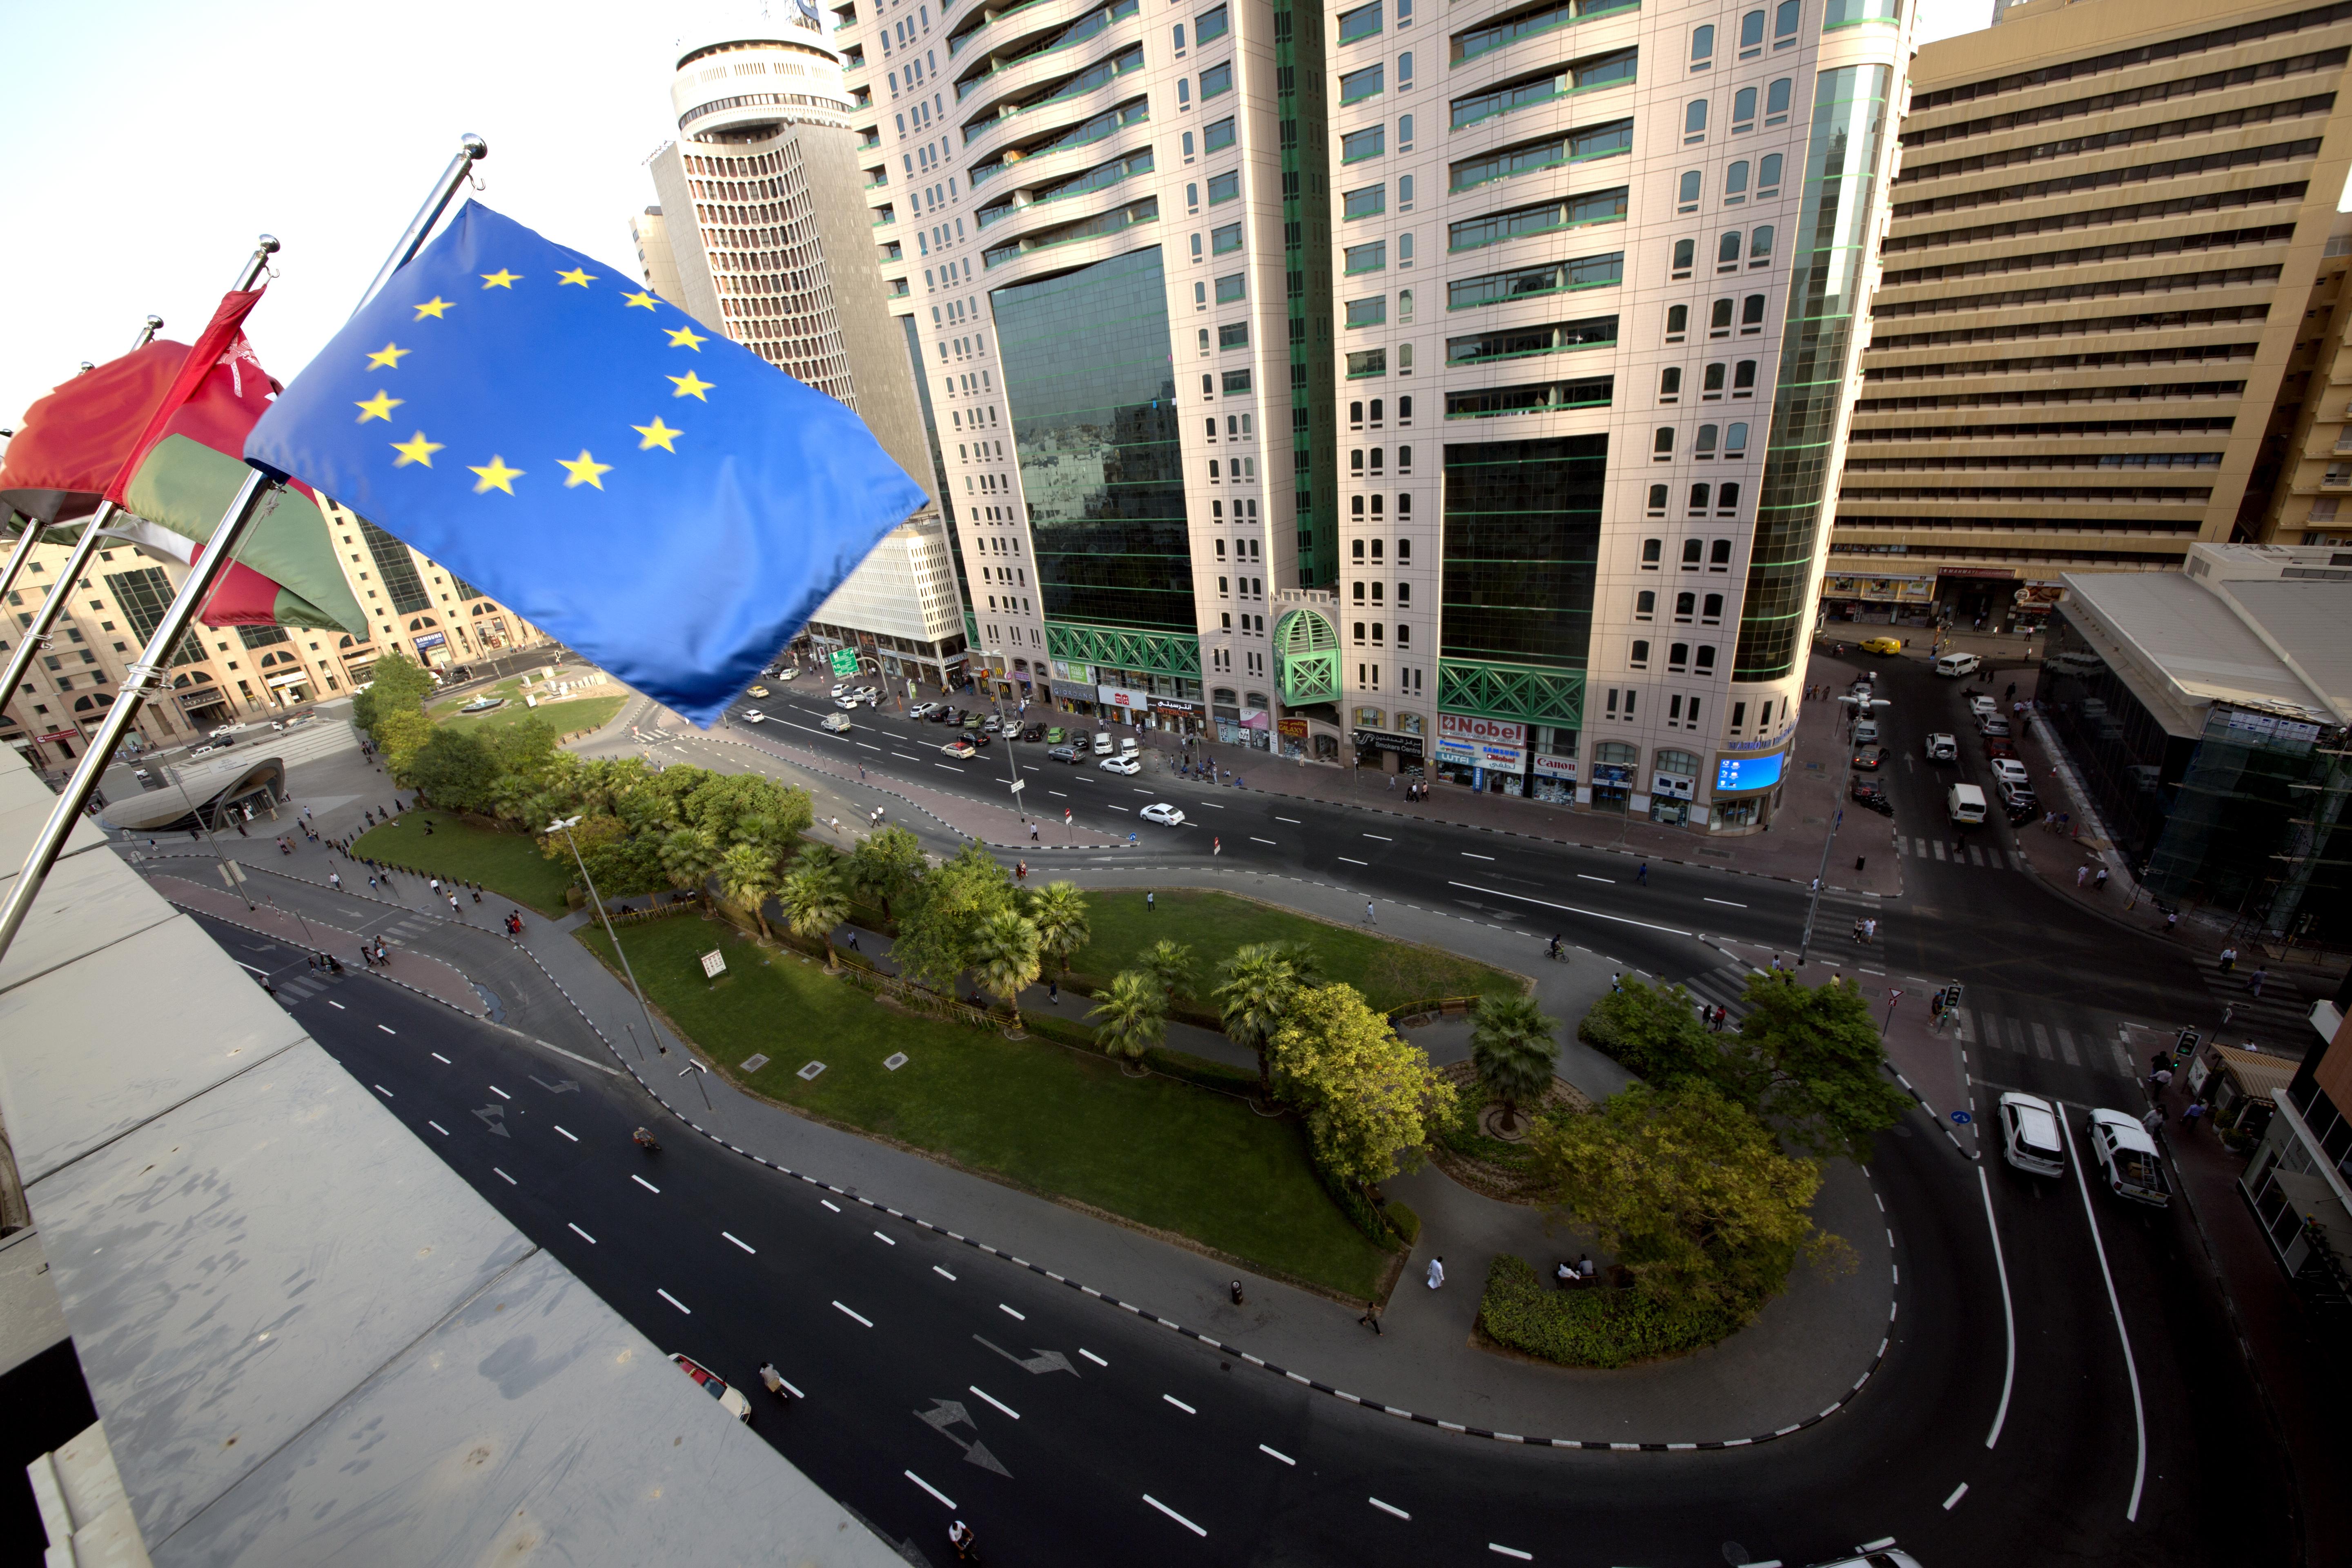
700 949 726 979
1951 1110 1973 1125
829 648 859 677
1009 778 1026 793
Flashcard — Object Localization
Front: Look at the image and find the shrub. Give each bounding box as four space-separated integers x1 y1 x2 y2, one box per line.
1381 1199 1421 1247
1477 1254 1751 1369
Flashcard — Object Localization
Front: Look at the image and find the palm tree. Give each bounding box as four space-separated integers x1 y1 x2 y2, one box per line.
1215 941 1309 1097
1139 939 1198 1007
1025 880 1091 976
659 824 722 899
1088 970 1168 1063
777 862 852 967
719 842 780 940
1468 993 1559 1133
970 907 1043 1017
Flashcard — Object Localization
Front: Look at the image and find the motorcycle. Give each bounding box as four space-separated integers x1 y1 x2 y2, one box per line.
632 1127 662 1154
758 1363 797 1403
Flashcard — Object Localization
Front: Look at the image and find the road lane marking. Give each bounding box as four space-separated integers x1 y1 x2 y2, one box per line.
657 1288 690 1314
1489 1548 1533 1562
493 1167 516 1185
1163 1394 1195 1414
906 1471 957 1509
1462 852 1494 861
970 1385 1020 1420
1944 1482 1969 1510
373 1085 394 1098
236 960 267 975
1143 1496 1206 1537
2058 1109 2148 1521
1363 833 1392 841
894 752 920 760
1577 874 1613 884
327 1000 345 1010
431 1053 451 1064
821 1199 841 1212
999 1303 1026 1321
1370 1498 1411 1521
934 1265 958 1281
1250 836 1276 845
1080 1349 1108 1368
1705 897 1748 908
872 1230 896 1246
1978 1166 2016 1450
1338 856 1368 865
555 1126 578 1142
569 1223 597 1244
378 1024 396 1035
723 1232 756 1254
1449 881 1692 937
1259 1444 1294 1465
935 764 964 772
427 1121 449 1136
1048 790 1067 797
488 1085 511 1100
632 1174 661 1194
856 743 880 751
1275 815 1301 823
1109 806 1130 812
834 1301 874 1327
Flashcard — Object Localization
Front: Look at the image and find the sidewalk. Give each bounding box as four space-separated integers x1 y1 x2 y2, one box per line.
148 873 486 1017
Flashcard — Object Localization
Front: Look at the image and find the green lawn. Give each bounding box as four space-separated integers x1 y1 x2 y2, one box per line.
430 677 624 737
351 809 574 917
580 915 1395 1298
1068 889 1524 1011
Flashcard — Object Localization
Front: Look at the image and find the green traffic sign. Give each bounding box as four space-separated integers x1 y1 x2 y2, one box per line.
829 648 859 677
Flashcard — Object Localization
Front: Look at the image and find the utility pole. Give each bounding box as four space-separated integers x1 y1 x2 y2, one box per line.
1797 808 1842 968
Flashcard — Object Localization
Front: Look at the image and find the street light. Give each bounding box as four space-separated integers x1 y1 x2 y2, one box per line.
548 814 672 1072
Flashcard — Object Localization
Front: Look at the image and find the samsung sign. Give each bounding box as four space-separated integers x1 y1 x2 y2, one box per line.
1715 753 1784 794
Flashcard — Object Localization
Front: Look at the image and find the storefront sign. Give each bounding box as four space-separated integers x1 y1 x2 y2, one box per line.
174 688 225 710
1352 728 1423 756
1276 718 1309 740
1054 660 1093 685
266 670 310 688
1438 713 1525 746
1440 738 1524 771
413 632 446 653
1096 684 1152 711
1149 697 1200 715
1935 567 2017 580
1824 575 1933 602
1532 753 1577 781
1652 772 1695 800
1396 710 1424 737
1714 752 1785 793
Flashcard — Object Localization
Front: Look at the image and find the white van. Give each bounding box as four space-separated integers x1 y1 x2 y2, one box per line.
1934 652 1981 678
1092 731 1114 754
1948 782 1987 827
1853 719 1881 746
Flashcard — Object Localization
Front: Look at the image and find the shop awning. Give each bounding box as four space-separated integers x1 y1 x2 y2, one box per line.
2211 1043 2300 1106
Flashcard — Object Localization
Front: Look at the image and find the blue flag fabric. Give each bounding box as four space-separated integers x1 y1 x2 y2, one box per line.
245 201 926 726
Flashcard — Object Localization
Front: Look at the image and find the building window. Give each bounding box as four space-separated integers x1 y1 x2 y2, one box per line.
1654 427 1675 460
1678 170 1701 212
1690 22 1714 66
1684 98 1708 140
1659 367 1681 403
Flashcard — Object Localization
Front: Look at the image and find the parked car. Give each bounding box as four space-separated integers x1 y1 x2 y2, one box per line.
1020 724 1047 743
961 727 993 748
829 682 850 698
1047 744 1086 764
1978 713 2012 738
1046 726 1067 745
741 708 766 724
1849 779 1891 814
835 696 863 710
820 713 853 734
1989 758 2030 788
1983 736 2020 762
670 1354 751 1423
1933 652 1981 678
1140 802 1186 826
1118 735 1139 755
1998 777 2038 815
1099 754 1142 775
1851 744 1889 771
1852 719 1881 746
907 702 938 719
777 668 798 681
1998 1092 2066 1177
928 706 956 724
1924 733 1958 763
1860 635 1903 655
1967 694 1999 719
190 744 216 758
941 739 977 758
2085 1108 2171 1207
1091 731 1115 754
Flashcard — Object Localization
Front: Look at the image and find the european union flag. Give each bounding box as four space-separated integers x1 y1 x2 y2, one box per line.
245 201 927 725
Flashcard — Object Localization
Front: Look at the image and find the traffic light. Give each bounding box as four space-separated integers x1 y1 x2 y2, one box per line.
2176 1027 2200 1056
1945 983 1964 1011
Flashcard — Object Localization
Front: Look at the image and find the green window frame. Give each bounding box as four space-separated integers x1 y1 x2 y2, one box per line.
1204 114 1237 151
1222 368 1254 393
1345 295 1388 327
1207 169 1241 204
1219 321 1251 348
1214 272 1247 302
1448 187 1628 251
1340 63 1384 103
1338 1 1383 44
1346 347 1389 378
1343 183 1386 220
1211 221 1243 254
1344 240 1388 273
1341 124 1386 163
1196 3 1229 42
1200 61 1233 98
1447 252 1624 310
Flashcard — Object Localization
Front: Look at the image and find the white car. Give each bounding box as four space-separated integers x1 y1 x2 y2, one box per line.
829 682 851 698
1924 733 1958 763
670 1353 751 1423
1140 802 1185 826
1997 1091 2065 1178
941 738 977 758
741 708 766 724
835 696 863 710
820 712 853 734
778 669 798 681
1988 758 2030 788
1099 754 1141 775
908 702 938 719
2085 1108 2170 1207
1967 694 1999 719
190 744 216 757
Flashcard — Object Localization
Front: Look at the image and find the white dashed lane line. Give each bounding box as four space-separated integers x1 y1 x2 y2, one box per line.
431 1052 451 1064
377 1024 396 1035
1369 1497 1411 1521
934 1265 958 1281
821 1198 842 1212
834 1301 874 1327
1338 856 1368 866
1080 1349 1108 1368
872 1230 896 1246
493 1167 516 1185
724 1232 757 1254
1274 816 1301 823
427 1121 448 1136
1163 1394 1196 1414
657 1288 691 1314
372 1085 394 1098
1462 852 1494 861
1250 836 1276 845
1363 833 1392 841
906 1472 956 1509
632 1174 661 1194
327 1000 345 1010
1259 1444 1294 1466
555 1126 578 1142
488 1085 511 1100
1706 897 1748 908
1578 873 1613 884
569 1223 597 1244
969 1385 1020 1420
1144 1496 1207 1537
999 1303 1026 1321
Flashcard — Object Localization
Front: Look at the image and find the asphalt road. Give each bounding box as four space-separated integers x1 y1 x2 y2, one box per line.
200 903 2289 1568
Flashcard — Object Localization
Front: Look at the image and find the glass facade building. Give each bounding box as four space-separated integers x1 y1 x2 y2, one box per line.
1440 435 1606 668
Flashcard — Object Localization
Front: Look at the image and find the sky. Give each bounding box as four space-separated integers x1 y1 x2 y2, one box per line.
1 0 1995 439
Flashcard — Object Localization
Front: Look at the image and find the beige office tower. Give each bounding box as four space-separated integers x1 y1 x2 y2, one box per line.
635 11 970 690
1830 0 2352 631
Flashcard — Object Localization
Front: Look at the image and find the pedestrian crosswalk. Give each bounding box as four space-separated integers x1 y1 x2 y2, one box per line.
1954 1002 2134 1078
1679 960 1766 1027
2184 948 2314 1049
271 968 349 1005
1895 835 2031 871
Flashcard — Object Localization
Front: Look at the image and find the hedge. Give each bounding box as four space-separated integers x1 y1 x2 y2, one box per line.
1381 1199 1421 1247
1477 1254 1753 1370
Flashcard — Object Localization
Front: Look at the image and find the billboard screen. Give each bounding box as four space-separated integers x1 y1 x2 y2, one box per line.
1715 753 1784 794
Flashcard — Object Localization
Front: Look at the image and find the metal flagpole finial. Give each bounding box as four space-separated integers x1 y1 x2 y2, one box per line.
354 135 490 316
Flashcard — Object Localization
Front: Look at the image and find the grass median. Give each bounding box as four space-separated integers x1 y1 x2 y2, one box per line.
579 914 1395 1298
1068 888 1523 1011
430 677 624 738
351 809 573 918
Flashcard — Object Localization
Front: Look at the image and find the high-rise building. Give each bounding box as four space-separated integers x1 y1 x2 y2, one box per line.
1829 0 2352 631
634 14 971 691
833 0 1914 831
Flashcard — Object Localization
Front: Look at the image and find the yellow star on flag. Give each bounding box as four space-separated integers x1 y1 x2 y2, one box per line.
468 456 525 495
413 296 454 320
391 431 444 468
669 370 715 402
558 450 615 490
633 416 684 452
623 290 660 311
556 267 598 287
366 342 411 370
354 389 403 423
481 269 521 289
666 325 707 351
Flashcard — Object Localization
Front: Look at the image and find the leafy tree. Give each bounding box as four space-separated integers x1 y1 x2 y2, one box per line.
1138 939 1198 1007
893 844 1016 991
352 650 436 737
404 727 497 813
1267 983 1458 1187
538 813 665 904
659 824 722 898
483 715 562 791
719 842 780 940
1576 978 1723 1091
1724 972 1916 1161
969 908 1042 1017
1530 1083 1833 1316
1087 970 1168 1061
1023 880 1091 976
847 824 926 920
791 839 840 878
1469 993 1560 1133
1214 941 1313 1096
778 862 852 967
374 708 435 785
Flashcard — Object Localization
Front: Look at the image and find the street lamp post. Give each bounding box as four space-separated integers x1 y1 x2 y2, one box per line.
1796 807 1842 968
549 814 674 1075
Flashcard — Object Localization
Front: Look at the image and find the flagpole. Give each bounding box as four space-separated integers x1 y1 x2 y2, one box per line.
0 133 489 967
0 317 173 746
0 317 165 647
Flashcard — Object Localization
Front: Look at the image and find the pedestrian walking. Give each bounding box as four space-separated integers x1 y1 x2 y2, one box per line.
2164 911 2178 934
1030 823 1040 842
2182 1101 2207 1135
1610 971 1624 993
1047 977 1059 1004
1359 1302 1383 1334
2247 967 2268 997
1425 1256 1445 1290
2143 1104 2165 1133
2149 1066 2174 1092
449 894 462 917
2093 868 2109 892
1386 774 1395 791
2074 865 2088 888
2218 947 2237 974
472 884 482 902
1364 900 1377 926
1147 891 1156 913
430 877 442 897
1636 862 1648 886
368 875 379 893
329 871 342 891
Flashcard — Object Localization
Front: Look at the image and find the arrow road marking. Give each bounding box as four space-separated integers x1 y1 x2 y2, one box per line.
974 1336 1077 1376
472 1105 510 1138
528 1074 580 1094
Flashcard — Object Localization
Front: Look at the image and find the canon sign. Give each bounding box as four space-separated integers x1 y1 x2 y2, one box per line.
1437 713 1526 745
